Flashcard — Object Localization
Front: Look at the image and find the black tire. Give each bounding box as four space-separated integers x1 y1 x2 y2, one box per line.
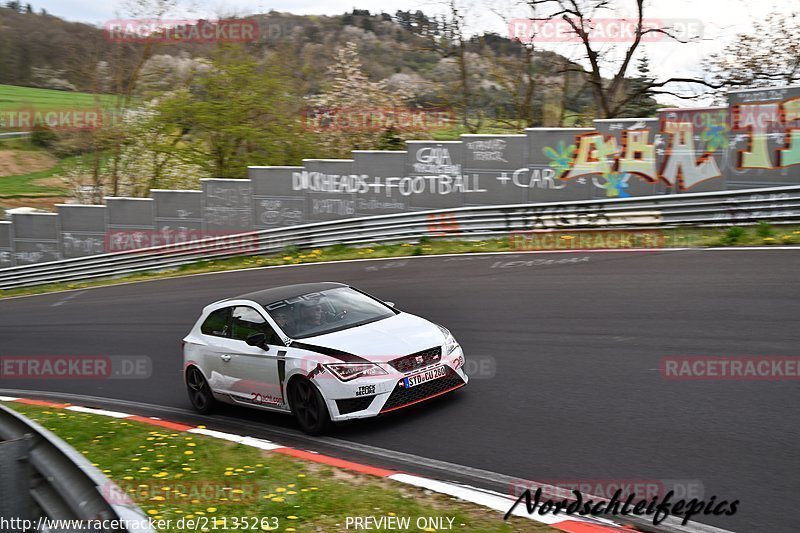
186 366 215 414
288 378 331 435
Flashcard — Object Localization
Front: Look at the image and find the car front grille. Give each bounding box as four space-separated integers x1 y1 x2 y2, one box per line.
380 367 465 413
389 346 441 374
336 396 375 415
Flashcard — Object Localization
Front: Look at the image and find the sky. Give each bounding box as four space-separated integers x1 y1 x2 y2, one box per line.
28 0 800 105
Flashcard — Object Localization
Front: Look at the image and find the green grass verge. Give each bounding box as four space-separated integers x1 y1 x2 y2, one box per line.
0 153 80 198
0 225 798 300
0 84 118 112
5 403 551 532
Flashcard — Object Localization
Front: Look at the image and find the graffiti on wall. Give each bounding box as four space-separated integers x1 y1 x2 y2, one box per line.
3 85 800 266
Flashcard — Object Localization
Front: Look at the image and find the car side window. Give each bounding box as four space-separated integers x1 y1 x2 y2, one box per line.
231 306 280 345
201 307 230 337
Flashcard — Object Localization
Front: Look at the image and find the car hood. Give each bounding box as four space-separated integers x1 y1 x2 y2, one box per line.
296 312 445 360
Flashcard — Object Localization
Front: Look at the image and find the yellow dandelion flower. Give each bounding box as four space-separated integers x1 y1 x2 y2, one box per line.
287 516 298 520
271 497 284 503
146 510 157 516
184 451 193 455
207 507 217 513
275 487 286 492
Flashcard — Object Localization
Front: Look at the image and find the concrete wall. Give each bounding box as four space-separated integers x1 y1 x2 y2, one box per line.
57 204 106 258
0 221 13 268
2 84 798 266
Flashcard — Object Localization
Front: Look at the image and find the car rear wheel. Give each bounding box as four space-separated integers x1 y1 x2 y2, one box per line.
186 366 215 414
288 378 331 435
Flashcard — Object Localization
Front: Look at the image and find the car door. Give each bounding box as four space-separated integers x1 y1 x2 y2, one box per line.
216 305 288 409
198 306 235 393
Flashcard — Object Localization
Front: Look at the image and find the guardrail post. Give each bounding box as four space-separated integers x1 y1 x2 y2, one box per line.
0 435 33 524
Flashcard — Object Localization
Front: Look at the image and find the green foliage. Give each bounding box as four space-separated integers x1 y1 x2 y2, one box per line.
151 44 314 178
756 220 774 239
29 123 56 147
722 226 746 245
375 127 405 150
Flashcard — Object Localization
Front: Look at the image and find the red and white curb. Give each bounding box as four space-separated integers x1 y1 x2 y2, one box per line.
0 396 631 532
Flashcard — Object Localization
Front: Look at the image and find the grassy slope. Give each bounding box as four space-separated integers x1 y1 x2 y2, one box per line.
6 403 551 532
0 84 118 113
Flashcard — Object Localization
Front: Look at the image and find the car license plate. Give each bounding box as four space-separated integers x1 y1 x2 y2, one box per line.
402 365 447 388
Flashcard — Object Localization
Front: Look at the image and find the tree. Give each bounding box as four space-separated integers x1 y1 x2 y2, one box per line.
705 11 800 97
621 55 660 117
306 42 414 157
155 44 310 178
528 0 723 118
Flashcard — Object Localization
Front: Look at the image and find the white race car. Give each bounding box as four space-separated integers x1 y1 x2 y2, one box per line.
182 282 467 434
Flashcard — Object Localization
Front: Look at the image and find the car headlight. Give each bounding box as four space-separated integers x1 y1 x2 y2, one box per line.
436 324 460 355
325 363 388 382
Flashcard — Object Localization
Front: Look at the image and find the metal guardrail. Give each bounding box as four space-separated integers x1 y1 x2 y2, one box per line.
0 185 799 290
0 131 31 139
0 403 155 532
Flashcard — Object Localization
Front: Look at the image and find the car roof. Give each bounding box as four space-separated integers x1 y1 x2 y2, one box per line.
232 282 349 307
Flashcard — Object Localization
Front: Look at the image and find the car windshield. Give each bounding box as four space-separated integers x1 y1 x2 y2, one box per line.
264 287 395 339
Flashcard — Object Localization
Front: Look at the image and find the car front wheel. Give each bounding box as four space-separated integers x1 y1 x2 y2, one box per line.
288 378 331 435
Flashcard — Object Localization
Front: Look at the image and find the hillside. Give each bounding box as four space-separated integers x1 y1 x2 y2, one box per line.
0 6 657 125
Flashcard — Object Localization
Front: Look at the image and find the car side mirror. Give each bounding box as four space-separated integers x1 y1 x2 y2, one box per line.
385 301 395 308
245 333 268 349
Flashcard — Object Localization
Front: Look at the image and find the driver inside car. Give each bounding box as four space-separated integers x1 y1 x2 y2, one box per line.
272 308 296 336
300 300 327 328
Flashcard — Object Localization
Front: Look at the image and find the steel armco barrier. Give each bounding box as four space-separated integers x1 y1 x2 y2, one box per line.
0 185 799 290
0 403 155 532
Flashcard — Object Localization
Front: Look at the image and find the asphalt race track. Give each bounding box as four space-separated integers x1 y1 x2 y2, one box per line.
1 249 798 532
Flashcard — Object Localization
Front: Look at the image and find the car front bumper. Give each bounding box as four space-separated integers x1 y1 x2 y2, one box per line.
319 345 468 422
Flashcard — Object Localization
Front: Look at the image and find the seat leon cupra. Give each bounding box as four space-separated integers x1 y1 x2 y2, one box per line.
182 282 468 434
